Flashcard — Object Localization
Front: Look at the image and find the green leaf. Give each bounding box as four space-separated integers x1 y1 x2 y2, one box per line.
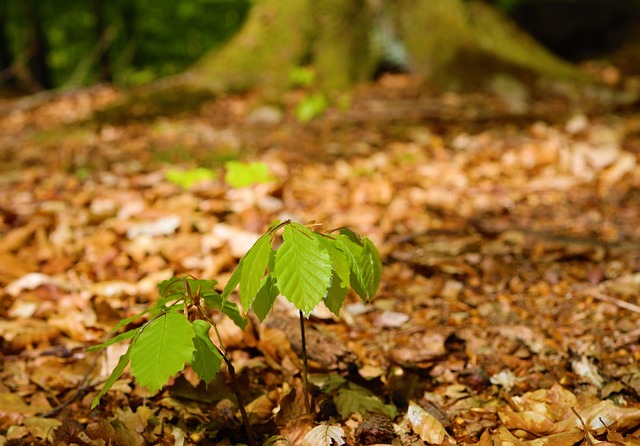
110 305 160 333
91 347 132 408
224 161 275 188
359 238 382 300
239 233 273 311
202 291 248 330
289 66 315 88
86 327 141 353
221 264 242 301
130 312 195 394
273 223 332 316
323 271 348 317
315 234 350 289
334 388 396 419
165 167 217 190
336 229 381 302
336 233 367 299
310 374 347 393
253 276 279 322
190 320 222 384
295 93 327 123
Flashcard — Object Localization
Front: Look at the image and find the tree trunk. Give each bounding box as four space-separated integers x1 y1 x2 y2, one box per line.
23 0 52 90
391 0 580 91
189 0 376 98
92 0 113 83
0 0 14 86
188 0 585 98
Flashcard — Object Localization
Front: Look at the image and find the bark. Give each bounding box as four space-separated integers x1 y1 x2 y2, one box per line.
188 0 585 97
0 0 14 85
188 0 376 97
23 0 52 90
92 0 113 83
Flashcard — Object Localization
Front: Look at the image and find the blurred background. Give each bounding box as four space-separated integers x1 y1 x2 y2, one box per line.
2 0 639 94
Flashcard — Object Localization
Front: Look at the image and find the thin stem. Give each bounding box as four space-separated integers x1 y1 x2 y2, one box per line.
197 305 256 446
299 310 312 414
225 355 256 446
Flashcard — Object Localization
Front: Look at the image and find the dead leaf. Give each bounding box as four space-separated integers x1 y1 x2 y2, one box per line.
498 410 555 435
407 401 455 444
553 401 640 434
303 424 345 446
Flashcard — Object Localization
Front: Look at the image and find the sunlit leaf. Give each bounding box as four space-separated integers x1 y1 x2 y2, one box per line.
315 234 350 289
239 233 272 311
296 93 327 123
361 237 382 299
290 66 315 88
224 161 275 188
165 167 216 189
190 320 222 384
407 402 452 445
130 312 195 393
303 424 345 446
221 264 242 301
273 223 332 316
91 347 132 408
86 327 140 353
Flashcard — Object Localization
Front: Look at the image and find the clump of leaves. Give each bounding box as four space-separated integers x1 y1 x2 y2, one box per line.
224 161 275 188
296 93 328 123
229 220 381 320
165 167 217 189
290 66 316 88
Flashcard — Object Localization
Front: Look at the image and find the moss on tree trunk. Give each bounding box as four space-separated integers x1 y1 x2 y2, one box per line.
391 0 582 91
188 0 375 97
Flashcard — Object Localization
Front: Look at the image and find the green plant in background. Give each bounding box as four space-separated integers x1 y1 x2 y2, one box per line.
165 167 217 189
289 66 316 88
224 161 275 188
89 220 382 444
296 92 328 123
289 66 329 123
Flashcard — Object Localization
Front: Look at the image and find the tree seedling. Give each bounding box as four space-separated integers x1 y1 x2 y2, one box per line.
89 219 382 445
221 220 382 413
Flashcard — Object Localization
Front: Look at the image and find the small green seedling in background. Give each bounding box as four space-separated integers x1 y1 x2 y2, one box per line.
224 161 275 188
89 220 382 445
166 167 217 189
290 66 316 88
296 92 328 123
311 375 396 420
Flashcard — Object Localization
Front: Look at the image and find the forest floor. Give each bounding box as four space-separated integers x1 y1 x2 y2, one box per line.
1 74 640 446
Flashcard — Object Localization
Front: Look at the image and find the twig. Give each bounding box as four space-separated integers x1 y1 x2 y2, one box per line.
38 356 100 417
571 406 595 446
590 290 640 314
